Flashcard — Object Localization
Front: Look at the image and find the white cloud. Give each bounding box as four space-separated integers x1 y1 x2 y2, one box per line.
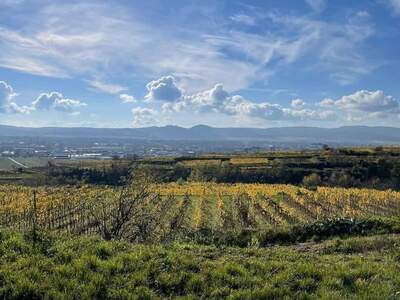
319 98 335 106
323 90 400 114
145 76 183 102
0 81 15 112
0 81 31 114
132 107 157 127
0 2 376 93
119 94 136 103
164 86 399 124
221 98 335 122
0 27 71 78
155 77 335 123
32 92 87 112
286 108 336 121
2 83 86 115
7 102 33 114
291 98 305 108
305 0 326 12
368 111 388 119
0 0 25 6
179 83 229 112
230 14 256 26
317 90 400 122
0 3 260 91
266 11 375 85
88 80 127 95
385 0 400 14
162 83 245 115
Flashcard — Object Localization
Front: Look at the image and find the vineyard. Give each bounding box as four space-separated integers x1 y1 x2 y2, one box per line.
1 161 400 299
1 182 400 242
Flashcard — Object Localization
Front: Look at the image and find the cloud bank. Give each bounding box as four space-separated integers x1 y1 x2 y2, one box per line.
130 75 400 126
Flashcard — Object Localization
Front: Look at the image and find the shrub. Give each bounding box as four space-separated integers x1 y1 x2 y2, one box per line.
302 173 321 188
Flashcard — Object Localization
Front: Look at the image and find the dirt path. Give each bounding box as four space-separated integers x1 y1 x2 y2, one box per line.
8 158 28 168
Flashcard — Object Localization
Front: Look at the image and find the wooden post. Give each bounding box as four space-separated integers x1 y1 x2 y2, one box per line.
32 190 38 243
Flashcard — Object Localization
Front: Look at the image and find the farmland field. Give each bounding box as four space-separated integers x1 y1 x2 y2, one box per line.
0 157 49 170
0 158 22 170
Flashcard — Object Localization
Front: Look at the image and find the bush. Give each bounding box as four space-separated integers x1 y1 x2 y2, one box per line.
258 217 400 246
302 173 321 188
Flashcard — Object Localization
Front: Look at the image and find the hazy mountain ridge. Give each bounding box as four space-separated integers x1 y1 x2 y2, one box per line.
0 124 399 144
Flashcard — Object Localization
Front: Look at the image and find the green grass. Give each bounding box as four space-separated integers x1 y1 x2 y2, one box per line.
0 158 19 170
166 217 400 247
0 157 49 170
16 157 49 168
0 229 400 299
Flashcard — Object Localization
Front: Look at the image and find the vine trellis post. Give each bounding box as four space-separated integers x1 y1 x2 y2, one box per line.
32 190 38 243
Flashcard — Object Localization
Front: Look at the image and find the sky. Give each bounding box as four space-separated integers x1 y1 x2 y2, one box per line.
0 0 400 128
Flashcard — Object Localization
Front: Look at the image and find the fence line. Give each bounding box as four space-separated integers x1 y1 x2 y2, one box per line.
0 191 102 235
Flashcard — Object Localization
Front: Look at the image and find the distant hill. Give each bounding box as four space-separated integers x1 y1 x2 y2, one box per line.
0 124 399 144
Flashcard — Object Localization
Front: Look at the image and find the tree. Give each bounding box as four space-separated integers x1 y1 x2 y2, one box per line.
89 165 157 241
329 171 355 188
374 146 383 152
391 163 400 188
302 173 322 188
322 144 330 151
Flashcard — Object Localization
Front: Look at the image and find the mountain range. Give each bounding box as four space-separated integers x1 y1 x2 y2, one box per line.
0 124 399 144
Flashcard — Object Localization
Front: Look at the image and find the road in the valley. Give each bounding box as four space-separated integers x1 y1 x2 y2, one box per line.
8 158 28 168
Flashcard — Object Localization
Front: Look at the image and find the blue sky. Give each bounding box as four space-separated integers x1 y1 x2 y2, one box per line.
0 0 400 128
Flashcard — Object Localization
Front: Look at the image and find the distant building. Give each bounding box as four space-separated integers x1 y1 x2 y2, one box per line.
1 151 15 157
52 154 71 159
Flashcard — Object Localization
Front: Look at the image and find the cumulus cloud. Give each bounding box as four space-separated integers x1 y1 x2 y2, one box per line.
320 90 400 114
0 81 31 114
145 76 183 102
32 92 86 112
178 83 230 112
163 83 249 116
2 81 86 116
155 76 335 123
119 94 136 103
221 98 335 121
319 98 335 107
132 107 157 127
291 98 305 108
141 77 400 125
7 102 33 114
0 81 15 112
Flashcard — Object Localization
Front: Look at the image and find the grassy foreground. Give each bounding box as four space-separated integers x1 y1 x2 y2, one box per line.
1 229 400 299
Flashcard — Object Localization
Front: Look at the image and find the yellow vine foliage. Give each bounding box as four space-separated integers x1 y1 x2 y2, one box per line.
230 158 267 165
1 182 400 226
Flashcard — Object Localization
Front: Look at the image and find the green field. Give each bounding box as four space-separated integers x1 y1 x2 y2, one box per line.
0 157 49 170
1 229 400 299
